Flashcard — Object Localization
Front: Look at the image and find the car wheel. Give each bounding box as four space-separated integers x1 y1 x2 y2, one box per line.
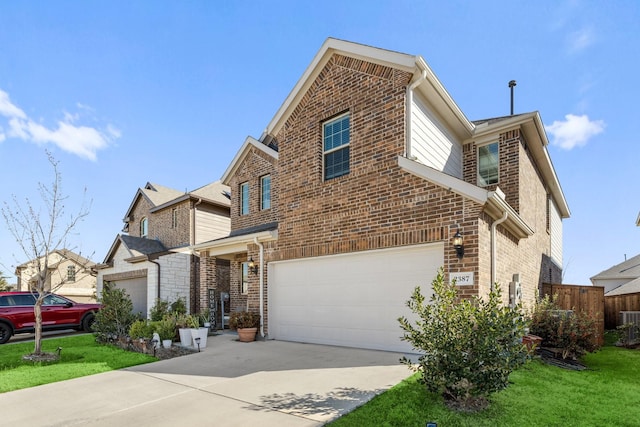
82 313 95 332
0 322 13 344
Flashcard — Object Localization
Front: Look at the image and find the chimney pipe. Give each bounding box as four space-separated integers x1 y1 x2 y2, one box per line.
508 80 517 115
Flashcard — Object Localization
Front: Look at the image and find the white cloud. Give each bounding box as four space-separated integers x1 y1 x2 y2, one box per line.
0 88 118 161
545 114 605 150
0 90 27 119
567 28 594 53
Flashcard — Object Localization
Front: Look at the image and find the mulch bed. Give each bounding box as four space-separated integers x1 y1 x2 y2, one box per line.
103 336 198 360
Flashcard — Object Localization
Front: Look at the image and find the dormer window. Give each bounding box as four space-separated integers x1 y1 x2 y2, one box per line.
478 142 499 186
140 217 148 238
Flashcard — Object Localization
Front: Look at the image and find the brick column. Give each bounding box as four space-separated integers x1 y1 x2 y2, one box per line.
199 251 217 314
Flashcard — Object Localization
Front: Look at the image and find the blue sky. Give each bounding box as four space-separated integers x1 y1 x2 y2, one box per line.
1 1 638 286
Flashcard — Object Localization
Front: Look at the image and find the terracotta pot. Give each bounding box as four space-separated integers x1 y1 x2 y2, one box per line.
237 327 258 342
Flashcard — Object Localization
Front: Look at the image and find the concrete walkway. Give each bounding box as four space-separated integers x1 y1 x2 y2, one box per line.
1 334 413 426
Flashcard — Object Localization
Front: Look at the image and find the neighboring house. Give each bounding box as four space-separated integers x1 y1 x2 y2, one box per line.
591 253 640 296
95 181 231 317
191 38 570 353
15 249 97 302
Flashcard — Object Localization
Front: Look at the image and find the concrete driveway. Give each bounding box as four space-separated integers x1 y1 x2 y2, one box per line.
1 333 413 426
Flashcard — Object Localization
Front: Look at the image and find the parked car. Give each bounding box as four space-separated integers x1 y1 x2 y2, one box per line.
0 291 101 344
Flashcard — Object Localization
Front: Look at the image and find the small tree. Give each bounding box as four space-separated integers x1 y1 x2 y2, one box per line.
1 151 90 356
398 269 529 412
92 282 137 342
0 273 11 291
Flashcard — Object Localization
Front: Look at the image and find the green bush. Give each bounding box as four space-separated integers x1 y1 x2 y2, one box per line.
129 320 155 340
93 282 138 342
155 315 177 341
170 297 187 315
398 269 528 412
149 299 170 321
528 295 599 359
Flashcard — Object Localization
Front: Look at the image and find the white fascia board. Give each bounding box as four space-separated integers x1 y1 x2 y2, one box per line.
191 230 278 257
486 191 534 239
266 38 416 138
414 56 475 139
397 155 487 204
220 136 279 185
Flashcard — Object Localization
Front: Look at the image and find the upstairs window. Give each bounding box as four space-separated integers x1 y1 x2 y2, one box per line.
140 217 148 238
240 182 249 215
67 265 76 282
478 142 499 186
171 208 178 228
323 113 350 180
260 175 271 210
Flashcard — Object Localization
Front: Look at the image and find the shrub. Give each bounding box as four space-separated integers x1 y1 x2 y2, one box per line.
129 320 155 340
93 282 138 342
170 297 187 315
398 269 528 412
528 295 599 359
149 299 170 321
155 315 177 341
229 311 260 329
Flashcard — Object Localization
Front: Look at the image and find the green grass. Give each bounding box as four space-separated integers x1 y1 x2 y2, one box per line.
329 344 640 427
0 334 156 393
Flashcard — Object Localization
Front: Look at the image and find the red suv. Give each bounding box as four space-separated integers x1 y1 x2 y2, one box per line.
0 292 101 344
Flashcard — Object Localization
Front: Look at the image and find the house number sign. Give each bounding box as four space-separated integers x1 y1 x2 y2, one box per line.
450 272 474 285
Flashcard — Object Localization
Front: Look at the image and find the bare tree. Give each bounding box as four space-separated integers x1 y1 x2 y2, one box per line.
1 151 90 355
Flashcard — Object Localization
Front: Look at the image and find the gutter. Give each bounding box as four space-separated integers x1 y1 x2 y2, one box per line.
149 259 161 303
491 212 509 290
254 236 265 338
405 68 427 159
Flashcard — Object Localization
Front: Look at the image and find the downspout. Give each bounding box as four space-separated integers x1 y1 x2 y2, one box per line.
191 198 203 246
254 236 265 338
405 68 427 159
149 258 161 304
490 212 509 290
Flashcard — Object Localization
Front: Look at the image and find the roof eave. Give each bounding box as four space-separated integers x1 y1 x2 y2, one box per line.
220 136 279 185
192 229 278 260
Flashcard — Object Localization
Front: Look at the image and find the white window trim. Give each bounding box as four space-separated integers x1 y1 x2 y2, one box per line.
260 175 271 211
323 112 350 181
477 141 499 187
140 217 148 238
240 182 249 216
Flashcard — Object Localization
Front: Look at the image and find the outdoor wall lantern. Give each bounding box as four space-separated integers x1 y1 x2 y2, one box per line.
453 230 464 258
248 257 259 275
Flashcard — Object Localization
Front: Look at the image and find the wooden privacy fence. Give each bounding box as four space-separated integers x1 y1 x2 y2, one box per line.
604 292 640 330
541 283 604 347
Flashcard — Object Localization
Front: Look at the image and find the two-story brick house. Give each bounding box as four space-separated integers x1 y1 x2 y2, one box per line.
96 181 230 317
192 38 570 352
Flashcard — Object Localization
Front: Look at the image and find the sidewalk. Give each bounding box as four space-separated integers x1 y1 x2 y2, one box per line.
1 334 412 426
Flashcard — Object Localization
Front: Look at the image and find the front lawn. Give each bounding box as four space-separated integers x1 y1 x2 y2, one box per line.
0 334 156 393
329 344 640 427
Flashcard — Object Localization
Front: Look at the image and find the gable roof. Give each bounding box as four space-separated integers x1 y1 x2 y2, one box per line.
221 136 279 185
15 249 95 271
123 181 230 222
591 253 640 281
262 37 474 144
605 276 640 296
101 234 168 264
470 112 570 218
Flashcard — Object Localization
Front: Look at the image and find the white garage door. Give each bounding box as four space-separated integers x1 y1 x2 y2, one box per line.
112 277 148 317
268 243 443 353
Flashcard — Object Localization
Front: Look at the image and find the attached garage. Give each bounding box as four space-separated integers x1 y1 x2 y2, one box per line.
268 243 443 353
110 277 148 317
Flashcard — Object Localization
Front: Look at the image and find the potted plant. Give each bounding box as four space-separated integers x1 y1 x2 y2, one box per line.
155 315 177 349
229 311 260 342
175 313 197 347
